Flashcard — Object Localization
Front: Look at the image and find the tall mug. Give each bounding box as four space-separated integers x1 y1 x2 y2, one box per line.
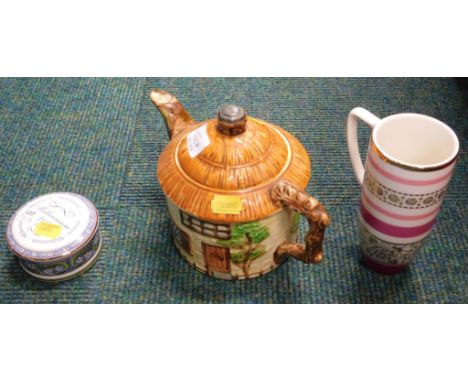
347 108 459 274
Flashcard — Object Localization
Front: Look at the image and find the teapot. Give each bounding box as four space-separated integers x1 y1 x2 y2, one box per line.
151 89 330 280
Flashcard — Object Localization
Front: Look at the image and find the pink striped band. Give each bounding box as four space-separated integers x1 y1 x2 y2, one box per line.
368 154 452 186
361 188 440 221
359 202 435 238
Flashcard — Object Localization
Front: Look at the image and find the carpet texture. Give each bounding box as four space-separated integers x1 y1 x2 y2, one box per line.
0 78 466 303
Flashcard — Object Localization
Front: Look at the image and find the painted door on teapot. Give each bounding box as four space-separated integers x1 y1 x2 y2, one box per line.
202 244 230 274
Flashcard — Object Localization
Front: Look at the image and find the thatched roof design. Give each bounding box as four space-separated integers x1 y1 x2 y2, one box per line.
158 117 310 223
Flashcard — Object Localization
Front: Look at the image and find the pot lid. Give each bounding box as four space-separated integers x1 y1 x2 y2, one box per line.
158 107 310 222
6 192 99 261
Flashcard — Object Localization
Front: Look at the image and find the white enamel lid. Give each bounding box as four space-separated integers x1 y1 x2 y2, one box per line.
6 192 99 261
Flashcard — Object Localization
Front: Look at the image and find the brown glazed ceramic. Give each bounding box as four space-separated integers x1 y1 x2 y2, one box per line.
151 89 330 280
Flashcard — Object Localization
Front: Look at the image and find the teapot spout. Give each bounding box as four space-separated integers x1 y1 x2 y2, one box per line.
150 89 194 139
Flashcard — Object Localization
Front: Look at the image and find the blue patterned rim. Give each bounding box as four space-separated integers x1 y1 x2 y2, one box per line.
6 192 99 261
19 230 102 281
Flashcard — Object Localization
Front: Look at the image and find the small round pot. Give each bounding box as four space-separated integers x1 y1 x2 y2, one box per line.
6 192 101 282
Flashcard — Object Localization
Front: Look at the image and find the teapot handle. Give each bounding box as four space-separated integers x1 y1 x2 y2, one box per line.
270 181 330 264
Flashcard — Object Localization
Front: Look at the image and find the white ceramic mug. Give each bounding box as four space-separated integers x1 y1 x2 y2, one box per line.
347 107 459 274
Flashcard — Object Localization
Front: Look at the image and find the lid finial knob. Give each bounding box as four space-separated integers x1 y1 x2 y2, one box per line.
217 105 247 135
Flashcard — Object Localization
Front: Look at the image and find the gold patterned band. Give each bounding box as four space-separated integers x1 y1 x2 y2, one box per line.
364 173 446 209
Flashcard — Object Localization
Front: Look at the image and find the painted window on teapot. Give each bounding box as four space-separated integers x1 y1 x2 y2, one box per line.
171 222 192 254
180 211 231 239
217 222 270 277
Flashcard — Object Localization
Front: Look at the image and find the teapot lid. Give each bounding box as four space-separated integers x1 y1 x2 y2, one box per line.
157 107 310 222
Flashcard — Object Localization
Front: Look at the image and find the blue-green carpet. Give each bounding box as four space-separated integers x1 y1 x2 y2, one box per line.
0 78 466 303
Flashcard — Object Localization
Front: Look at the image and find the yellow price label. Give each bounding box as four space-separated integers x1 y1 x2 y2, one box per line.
34 221 62 239
211 195 243 215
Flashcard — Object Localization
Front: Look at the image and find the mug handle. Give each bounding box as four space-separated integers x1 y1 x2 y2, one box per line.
270 181 330 264
347 107 381 184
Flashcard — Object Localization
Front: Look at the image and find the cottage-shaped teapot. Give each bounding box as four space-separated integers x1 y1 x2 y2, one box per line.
151 89 330 280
